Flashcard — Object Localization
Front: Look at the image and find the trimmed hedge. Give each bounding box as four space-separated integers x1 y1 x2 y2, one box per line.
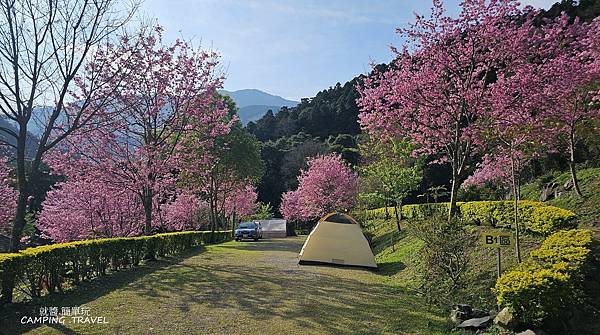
494 229 593 326
0 231 231 303
367 200 577 235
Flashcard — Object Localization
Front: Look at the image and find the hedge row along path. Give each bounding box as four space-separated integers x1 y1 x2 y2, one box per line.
1 237 446 335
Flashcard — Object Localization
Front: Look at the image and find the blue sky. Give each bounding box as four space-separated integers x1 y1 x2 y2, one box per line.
142 0 557 101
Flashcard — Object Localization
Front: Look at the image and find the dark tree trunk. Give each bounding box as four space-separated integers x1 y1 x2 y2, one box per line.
510 153 522 263
393 200 402 232
448 165 459 221
9 122 30 252
286 221 297 236
142 188 154 235
231 210 236 237
2 123 31 303
569 130 583 197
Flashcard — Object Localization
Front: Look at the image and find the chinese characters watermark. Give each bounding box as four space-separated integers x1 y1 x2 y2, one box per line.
20 306 108 325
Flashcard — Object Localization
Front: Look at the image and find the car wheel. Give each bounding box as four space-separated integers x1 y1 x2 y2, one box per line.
253 237 258 241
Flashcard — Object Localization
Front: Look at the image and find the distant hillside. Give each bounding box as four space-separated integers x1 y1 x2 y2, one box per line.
238 105 283 124
245 73 371 142
0 117 38 158
220 89 299 124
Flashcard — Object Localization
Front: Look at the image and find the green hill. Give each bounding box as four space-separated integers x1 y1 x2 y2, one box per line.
363 215 543 310
521 167 600 227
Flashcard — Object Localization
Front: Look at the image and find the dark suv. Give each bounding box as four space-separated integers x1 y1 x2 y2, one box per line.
234 221 263 241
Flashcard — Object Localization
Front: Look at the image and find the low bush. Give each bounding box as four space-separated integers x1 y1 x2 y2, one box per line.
368 200 577 235
494 264 571 326
367 203 450 220
407 214 476 306
0 230 231 304
402 203 450 220
460 200 577 234
494 229 593 327
529 229 593 275
526 205 578 235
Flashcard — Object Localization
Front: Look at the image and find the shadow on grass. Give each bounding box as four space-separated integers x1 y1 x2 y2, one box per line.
124 242 446 334
371 229 409 253
119 255 445 333
377 260 407 276
1 237 446 334
0 246 207 335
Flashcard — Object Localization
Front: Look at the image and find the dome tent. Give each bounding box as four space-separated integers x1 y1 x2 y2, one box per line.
298 212 377 269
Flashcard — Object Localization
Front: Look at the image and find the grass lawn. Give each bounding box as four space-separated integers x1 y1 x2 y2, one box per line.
1 237 448 335
521 167 600 227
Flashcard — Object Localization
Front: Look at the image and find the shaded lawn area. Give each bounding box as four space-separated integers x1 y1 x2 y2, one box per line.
0 237 447 335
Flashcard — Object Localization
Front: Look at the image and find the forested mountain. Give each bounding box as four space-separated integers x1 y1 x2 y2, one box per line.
246 74 368 211
246 79 363 141
538 0 600 22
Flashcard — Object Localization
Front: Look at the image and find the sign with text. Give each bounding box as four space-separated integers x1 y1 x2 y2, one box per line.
481 231 513 248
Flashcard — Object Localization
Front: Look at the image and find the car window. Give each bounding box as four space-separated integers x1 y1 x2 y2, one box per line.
238 222 255 229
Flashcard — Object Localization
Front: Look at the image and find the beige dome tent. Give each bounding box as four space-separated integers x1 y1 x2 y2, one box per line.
298 212 377 269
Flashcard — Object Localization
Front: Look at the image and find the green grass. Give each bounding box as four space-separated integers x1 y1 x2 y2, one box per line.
1 238 449 335
367 218 423 286
364 216 544 310
521 167 600 227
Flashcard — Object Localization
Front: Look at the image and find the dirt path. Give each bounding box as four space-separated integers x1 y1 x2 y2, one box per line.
2 237 446 335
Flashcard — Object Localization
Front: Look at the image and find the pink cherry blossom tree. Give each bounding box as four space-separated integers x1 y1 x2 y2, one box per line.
280 189 303 222
357 0 534 219
536 15 600 197
0 158 16 235
162 192 207 232
280 154 358 221
38 179 144 242
480 63 545 262
225 183 258 221
48 26 231 235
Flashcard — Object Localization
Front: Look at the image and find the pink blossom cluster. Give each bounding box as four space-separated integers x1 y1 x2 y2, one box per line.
357 0 529 159
280 154 358 221
462 154 513 189
0 158 16 235
161 192 207 231
38 179 144 242
224 183 258 219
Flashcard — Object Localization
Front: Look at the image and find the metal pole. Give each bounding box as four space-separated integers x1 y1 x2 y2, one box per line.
497 247 501 278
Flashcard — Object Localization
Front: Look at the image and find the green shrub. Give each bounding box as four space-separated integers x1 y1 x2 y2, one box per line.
494 229 593 327
0 231 231 303
495 264 571 325
367 203 450 220
526 205 577 234
408 214 476 306
529 229 592 274
459 200 577 234
368 200 577 235
402 203 450 219
459 201 514 226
